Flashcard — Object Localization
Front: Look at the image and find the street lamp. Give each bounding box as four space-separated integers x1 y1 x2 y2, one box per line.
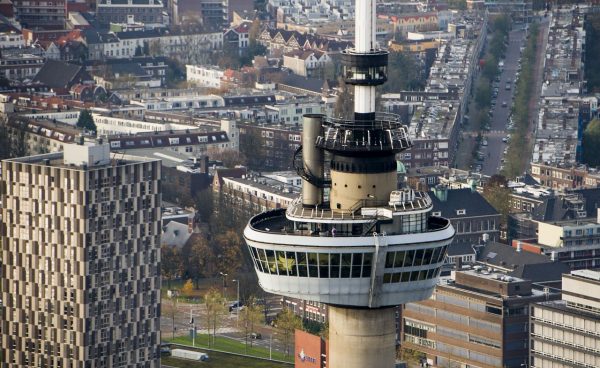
219 272 228 300
232 279 240 327
189 308 195 347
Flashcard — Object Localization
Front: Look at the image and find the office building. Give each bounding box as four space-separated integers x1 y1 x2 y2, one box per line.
402 270 560 368
530 269 600 368
0 142 162 368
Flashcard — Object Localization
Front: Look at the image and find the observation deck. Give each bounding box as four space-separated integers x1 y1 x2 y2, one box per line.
243 191 455 307
315 113 412 155
342 48 389 86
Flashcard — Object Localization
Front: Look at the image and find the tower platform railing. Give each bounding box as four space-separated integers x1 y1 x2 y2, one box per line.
316 113 412 153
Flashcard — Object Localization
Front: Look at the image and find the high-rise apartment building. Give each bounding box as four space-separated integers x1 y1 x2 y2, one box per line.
13 0 67 29
530 270 600 368
96 0 164 28
0 142 162 368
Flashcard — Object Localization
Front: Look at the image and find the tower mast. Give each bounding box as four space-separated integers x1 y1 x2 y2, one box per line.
244 0 455 366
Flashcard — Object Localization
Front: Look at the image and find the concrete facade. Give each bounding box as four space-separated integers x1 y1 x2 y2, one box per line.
402 270 560 368
0 145 162 368
328 306 396 368
530 270 600 368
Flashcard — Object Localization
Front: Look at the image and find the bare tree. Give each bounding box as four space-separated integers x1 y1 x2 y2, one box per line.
275 307 302 357
204 288 227 347
239 297 264 351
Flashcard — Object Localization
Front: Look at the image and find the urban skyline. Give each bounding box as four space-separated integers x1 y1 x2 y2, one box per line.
1 0 600 367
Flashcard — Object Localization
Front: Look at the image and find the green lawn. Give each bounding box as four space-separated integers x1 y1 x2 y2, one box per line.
168 335 293 363
162 352 290 368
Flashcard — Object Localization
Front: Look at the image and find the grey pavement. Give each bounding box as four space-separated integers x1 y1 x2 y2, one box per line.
479 28 525 176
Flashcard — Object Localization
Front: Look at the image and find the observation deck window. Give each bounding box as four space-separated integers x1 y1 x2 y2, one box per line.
383 268 440 284
248 246 374 279
383 246 447 269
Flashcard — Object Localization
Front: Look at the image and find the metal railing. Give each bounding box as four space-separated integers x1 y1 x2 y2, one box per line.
315 113 412 153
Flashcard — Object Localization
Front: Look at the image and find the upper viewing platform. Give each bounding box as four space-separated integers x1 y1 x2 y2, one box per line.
247 190 451 239
287 189 433 223
315 113 412 154
341 49 389 86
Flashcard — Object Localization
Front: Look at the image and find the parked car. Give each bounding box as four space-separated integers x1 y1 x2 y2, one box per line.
229 301 244 312
160 344 171 356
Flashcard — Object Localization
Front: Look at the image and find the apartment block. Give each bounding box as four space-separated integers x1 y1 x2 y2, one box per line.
514 213 600 270
402 270 559 368
0 143 162 368
531 162 600 190
405 14 487 168
96 0 164 27
530 270 600 368
13 0 67 29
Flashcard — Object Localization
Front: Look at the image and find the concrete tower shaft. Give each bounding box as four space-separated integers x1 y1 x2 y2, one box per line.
244 0 455 364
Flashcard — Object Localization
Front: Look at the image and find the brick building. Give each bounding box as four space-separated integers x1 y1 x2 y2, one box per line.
402 270 560 368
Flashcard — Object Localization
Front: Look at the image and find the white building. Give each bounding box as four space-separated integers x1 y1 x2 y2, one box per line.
530 270 600 368
265 101 324 124
186 65 225 88
130 94 225 111
0 30 25 49
92 114 195 135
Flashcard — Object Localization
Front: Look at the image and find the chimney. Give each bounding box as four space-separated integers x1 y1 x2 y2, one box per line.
550 251 557 261
516 241 522 252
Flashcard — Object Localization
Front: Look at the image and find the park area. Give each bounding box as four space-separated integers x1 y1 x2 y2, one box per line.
161 342 292 368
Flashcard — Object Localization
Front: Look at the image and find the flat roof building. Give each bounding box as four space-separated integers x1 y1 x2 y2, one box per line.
0 143 162 367
530 270 600 368
402 270 560 368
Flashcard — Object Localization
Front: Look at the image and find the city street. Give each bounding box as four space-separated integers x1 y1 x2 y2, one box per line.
160 294 287 353
479 28 525 176
478 16 550 176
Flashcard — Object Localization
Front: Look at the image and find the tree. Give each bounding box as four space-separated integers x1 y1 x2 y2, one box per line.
204 288 227 347
482 175 511 226
446 0 466 10
182 234 215 286
474 78 492 109
583 119 600 167
181 279 195 297
161 244 184 289
1 117 29 159
194 189 215 224
239 297 265 351
275 307 302 357
76 109 96 133
148 39 163 56
0 122 11 160
213 230 244 276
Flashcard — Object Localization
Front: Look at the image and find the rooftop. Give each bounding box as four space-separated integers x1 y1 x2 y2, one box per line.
4 143 158 169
